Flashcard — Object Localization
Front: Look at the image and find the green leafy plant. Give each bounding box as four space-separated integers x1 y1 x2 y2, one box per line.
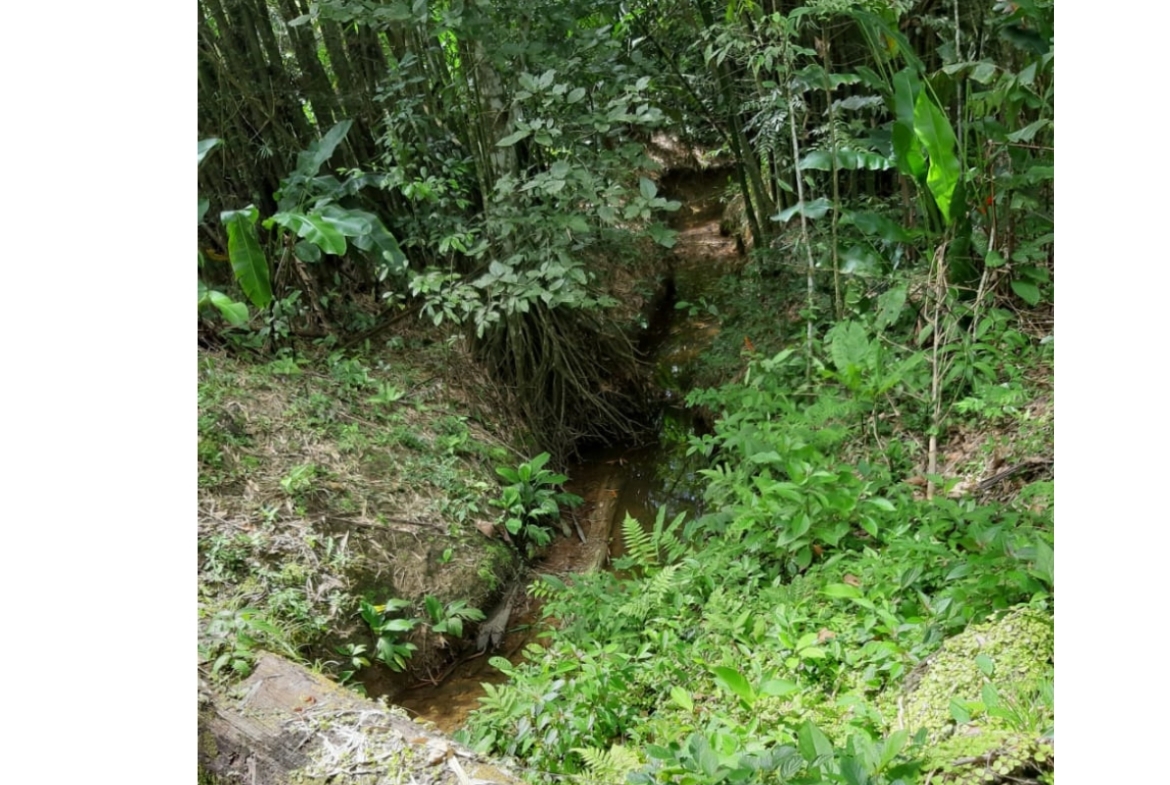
490 452 582 556
335 642 371 685
423 595 486 640
199 607 294 678
198 138 250 327
358 598 420 672
280 463 317 496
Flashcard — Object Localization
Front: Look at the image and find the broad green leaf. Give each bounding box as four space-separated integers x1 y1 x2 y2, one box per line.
383 617 417 633
647 223 677 248
1007 118 1050 143
759 679 799 697
318 204 373 236
879 729 909 769
669 686 694 712
497 129 531 147
220 206 272 309
829 320 871 372
797 721 834 763
972 62 997 84
267 211 347 256
566 87 586 103
874 285 907 330
772 198 832 223
846 211 912 243
949 700 971 724
712 666 755 708
891 70 927 180
565 215 590 233
975 653 995 677
639 177 657 200
198 197 209 225
1032 537 1054 585
295 119 353 177
207 290 249 326
913 91 961 223
197 138 220 166
346 210 406 269
295 240 322 263
1011 279 1041 305
823 583 863 599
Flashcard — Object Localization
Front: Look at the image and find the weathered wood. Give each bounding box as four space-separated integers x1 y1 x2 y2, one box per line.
199 653 523 785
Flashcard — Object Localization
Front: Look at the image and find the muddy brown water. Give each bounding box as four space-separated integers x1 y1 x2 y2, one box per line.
395 168 742 733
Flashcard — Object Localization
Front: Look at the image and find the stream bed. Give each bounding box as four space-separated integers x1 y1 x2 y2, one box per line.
395 168 742 732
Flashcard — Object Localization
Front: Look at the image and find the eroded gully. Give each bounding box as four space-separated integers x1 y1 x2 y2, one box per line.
395 168 742 732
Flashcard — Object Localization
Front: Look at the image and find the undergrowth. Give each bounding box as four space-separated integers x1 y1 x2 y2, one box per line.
459 314 1054 785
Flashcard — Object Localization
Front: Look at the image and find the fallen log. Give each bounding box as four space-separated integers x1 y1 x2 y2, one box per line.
199 653 522 785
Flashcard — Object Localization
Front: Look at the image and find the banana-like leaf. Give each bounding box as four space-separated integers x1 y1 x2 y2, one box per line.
197 137 220 167
294 119 353 178
318 203 373 236
220 206 272 309
345 209 407 271
267 211 347 256
913 91 961 224
198 280 250 326
207 291 250 326
892 70 927 180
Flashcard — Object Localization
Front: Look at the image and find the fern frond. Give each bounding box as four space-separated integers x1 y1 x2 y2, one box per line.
618 564 681 622
621 513 657 570
573 744 641 784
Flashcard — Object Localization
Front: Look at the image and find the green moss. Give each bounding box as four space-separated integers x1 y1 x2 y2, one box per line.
894 605 1053 741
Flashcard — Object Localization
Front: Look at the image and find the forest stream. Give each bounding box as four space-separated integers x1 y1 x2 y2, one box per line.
394 168 743 732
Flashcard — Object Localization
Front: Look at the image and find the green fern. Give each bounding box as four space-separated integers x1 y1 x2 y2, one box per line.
572 744 641 784
619 507 688 573
621 513 657 569
618 563 681 622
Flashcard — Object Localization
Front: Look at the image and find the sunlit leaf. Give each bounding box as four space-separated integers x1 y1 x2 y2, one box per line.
220 206 272 309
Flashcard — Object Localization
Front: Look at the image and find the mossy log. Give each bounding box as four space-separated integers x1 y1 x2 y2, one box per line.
199 653 522 785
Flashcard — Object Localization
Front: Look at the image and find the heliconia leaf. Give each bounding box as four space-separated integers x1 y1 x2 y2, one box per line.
207 290 250 326
295 119 353 177
318 204 373 237
220 206 272 309
892 70 927 180
913 91 961 224
267 211 347 256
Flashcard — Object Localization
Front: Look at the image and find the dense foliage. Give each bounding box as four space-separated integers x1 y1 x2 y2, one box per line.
199 0 1053 782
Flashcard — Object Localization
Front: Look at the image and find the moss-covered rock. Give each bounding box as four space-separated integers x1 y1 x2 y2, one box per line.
897 605 1053 741
886 605 1054 783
